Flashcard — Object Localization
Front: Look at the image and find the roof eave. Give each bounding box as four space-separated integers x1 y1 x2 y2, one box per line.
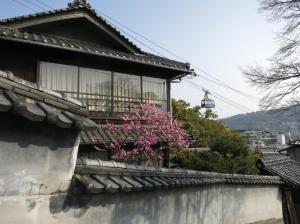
0 36 192 74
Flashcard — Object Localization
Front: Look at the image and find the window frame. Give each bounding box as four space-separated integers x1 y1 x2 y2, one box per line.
38 61 168 112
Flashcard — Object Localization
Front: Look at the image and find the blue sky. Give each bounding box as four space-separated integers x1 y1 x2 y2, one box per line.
0 0 281 118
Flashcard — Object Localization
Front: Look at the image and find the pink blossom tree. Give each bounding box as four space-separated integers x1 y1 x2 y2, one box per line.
104 103 189 166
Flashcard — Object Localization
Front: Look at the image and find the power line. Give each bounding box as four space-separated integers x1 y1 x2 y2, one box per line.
185 80 253 113
11 0 38 12
192 74 259 104
94 9 165 57
23 0 47 11
33 0 55 10
93 8 260 102
186 81 251 113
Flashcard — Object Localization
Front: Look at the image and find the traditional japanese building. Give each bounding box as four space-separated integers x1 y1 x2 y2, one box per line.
0 0 193 121
0 2 287 224
0 0 195 162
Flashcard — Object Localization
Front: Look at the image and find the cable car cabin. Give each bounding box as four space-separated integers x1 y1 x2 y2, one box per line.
201 98 215 109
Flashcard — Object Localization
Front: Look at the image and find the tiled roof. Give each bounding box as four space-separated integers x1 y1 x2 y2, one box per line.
72 157 283 194
0 2 192 73
262 151 289 161
80 126 193 145
81 126 164 145
0 26 191 73
0 70 97 131
0 1 142 53
260 152 300 186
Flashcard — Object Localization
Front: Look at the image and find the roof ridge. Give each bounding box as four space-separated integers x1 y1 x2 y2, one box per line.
0 7 70 23
0 3 143 53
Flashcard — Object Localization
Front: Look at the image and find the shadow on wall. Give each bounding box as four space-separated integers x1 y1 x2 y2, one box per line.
0 113 80 196
0 113 77 150
51 186 251 224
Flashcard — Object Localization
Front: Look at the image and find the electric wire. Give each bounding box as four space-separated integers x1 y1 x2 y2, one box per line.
33 0 55 10
96 17 166 57
191 74 259 104
185 80 254 113
11 0 38 12
23 0 48 11
186 82 251 113
93 8 260 102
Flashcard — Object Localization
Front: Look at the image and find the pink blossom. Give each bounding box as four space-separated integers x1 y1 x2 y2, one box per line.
103 103 189 165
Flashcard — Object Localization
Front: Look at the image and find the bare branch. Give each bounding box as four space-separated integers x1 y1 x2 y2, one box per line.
243 58 300 109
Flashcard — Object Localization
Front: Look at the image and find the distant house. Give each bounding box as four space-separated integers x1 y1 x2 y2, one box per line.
279 143 300 162
260 152 300 224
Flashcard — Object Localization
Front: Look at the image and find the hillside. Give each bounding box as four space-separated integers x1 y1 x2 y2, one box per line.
222 105 300 132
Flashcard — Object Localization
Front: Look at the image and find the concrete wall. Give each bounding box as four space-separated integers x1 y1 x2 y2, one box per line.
0 113 80 195
0 185 283 224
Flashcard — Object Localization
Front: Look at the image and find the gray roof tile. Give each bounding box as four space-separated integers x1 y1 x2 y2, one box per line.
73 157 283 194
261 152 300 186
0 70 97 131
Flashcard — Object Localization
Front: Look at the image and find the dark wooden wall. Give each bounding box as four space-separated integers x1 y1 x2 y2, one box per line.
0 40 180 82
0 42 37 82
22 18 130 53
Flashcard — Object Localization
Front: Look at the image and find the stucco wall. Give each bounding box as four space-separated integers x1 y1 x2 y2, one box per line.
0 185 282 224
0 113 80 195
0 113 283 224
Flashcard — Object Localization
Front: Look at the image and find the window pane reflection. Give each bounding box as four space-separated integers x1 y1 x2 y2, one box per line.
39 62 78 98
143 77 167 110
79 68 111 112
114 73 141 112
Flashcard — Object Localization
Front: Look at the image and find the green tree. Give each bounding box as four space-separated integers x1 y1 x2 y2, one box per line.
210 133 250 158
172 99 229 146
171 99 260 174
173 133 260 175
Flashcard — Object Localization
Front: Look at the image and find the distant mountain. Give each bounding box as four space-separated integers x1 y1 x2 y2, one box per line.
222 105 300 133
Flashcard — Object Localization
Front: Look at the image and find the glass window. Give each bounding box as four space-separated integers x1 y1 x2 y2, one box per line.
39 62 78 98
79 68 111 112
39 62 168 113
142 77 167 110
114 73 141 112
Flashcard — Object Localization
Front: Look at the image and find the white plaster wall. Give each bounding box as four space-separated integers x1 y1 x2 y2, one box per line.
0 185 283 224
0 114 81 196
